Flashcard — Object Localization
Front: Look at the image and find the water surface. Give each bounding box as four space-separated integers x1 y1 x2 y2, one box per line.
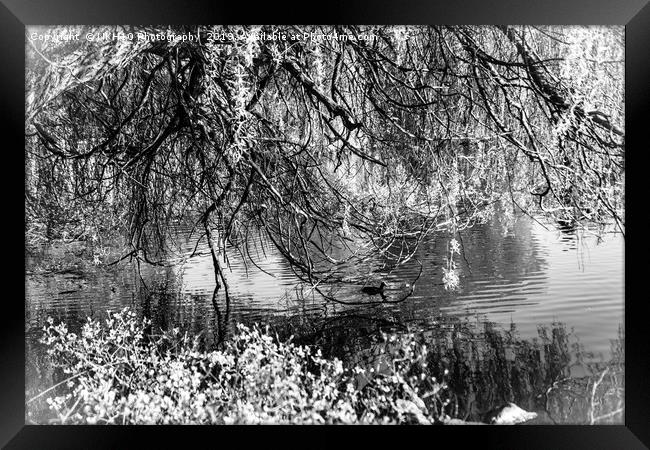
25 214 624 423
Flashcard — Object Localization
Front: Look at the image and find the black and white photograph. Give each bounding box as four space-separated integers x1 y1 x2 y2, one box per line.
24 25 625 426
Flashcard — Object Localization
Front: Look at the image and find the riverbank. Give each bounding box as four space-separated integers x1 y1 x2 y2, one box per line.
33 308 459 424
30 308 622 425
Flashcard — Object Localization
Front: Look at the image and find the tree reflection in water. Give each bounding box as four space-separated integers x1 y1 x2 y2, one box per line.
271 313 624 424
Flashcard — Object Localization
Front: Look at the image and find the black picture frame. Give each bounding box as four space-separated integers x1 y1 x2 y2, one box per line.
3 1 648 448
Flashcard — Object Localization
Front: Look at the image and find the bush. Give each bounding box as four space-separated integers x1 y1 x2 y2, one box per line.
39 308 456 424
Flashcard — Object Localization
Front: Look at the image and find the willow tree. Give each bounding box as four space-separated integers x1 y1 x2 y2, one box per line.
26 25 624 306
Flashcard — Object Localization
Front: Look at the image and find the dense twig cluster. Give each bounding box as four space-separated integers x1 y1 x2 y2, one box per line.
35 308 459 424
26 25 625 301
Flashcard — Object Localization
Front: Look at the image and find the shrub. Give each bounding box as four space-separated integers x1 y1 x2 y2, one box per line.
38 308 456 424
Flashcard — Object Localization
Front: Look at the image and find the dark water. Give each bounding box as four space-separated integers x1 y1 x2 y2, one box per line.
25 213 624 424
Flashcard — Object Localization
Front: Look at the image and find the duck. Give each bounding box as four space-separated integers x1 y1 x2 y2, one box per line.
361 281 386 296
556 217 576 229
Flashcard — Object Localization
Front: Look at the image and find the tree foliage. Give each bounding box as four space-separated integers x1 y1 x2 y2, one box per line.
26 25 625 298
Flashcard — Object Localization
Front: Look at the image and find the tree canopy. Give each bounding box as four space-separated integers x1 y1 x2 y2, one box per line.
26 25 625 300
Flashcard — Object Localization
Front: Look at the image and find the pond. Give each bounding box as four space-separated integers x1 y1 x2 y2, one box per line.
25 212 624 424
